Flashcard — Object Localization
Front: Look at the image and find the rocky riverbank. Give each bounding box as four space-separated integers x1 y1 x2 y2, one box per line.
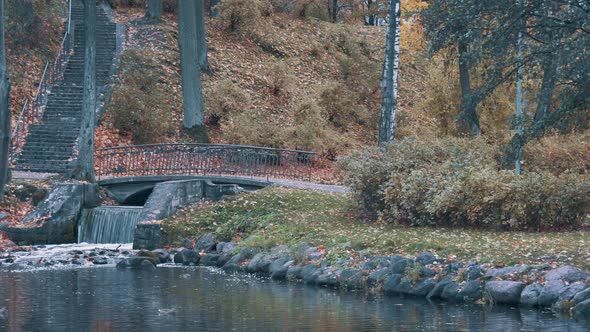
130 233 590 321
2 235 590 322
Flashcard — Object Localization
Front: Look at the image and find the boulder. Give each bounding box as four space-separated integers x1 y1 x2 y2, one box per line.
199 253 220 266
216 242 236 254
116 257 157 270
316 271 339 287
441 282 460 301
443 262 464 275
345 272 366 290
152 249 170 264
301 264 320 284
573 298 590 320
545 266 590 283
245 253 273 274
427 277 453 299
520 283 543 306
485 265 529 278
367 269 391 286
286 266 304 280
538 280 566 307
383 274 404 294
559 282 589 302
339 269 362 282
391 259 411 274
456 281 482 303
92 256 108 265
467 265 483 280
195 233 216 253
216 252 233 268
409 278 436 297
415 251 436 266
175 249 200 266
270 259 294 280
485 281 526 305
573 287 590 305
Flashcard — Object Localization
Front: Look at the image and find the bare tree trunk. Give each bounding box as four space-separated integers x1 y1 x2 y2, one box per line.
196 0 209 72
533 54 558 127
178 0 207 142
75 0 96 182
0 0 10 200
456 40 480 136
146 0 162 23
332 0 339 22
378 0 400 146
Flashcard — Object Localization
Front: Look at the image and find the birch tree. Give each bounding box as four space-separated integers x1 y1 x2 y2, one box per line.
196 0 209 71
75 0 96 182
514 0 525 175
178 0 207 141
146 0 162 23
378 0 400 146
0 0 11 200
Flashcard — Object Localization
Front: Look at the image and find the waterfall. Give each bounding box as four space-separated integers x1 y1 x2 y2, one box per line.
78 206 143 244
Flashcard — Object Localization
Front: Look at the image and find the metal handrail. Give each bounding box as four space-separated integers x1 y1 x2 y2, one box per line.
10 0 73 163
95 143 316 181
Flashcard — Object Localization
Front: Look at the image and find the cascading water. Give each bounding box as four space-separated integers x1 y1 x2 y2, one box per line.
78 206 143 244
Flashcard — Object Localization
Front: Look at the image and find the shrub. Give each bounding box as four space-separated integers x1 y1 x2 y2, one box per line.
222 111 285 148
205 80 251 127
263 61 295 97
284 100 347 159
107 49 175 144
340 138 590 231
523 132 590 175
219 0 272 32
294 0 329 21
318 83 370 129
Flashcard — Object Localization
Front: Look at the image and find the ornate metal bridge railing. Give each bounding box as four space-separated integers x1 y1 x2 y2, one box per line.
95 144 316 181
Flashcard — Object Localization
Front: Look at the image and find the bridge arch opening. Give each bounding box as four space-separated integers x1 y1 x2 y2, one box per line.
121 188 154 206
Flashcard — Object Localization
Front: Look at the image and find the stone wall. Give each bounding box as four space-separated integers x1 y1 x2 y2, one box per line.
2 183 100 245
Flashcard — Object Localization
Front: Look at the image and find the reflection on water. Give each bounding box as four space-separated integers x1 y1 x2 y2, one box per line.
0 267 588 331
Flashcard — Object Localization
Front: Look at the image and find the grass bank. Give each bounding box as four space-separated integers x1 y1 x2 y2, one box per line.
164 187 590 271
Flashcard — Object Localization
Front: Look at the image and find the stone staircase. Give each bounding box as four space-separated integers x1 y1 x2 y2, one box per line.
14 1 116 173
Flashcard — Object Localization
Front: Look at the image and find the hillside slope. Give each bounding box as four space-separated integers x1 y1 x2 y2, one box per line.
99 7 429 166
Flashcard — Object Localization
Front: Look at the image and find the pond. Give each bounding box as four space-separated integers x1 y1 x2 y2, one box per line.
0 266 588 331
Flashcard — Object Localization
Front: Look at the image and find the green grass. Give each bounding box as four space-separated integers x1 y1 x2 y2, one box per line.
164 187 590 270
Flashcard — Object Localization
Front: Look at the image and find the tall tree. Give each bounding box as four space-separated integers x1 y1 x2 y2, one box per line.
0 0 10 200
146 0 162 23
75 0 96 182
178 0 207 141
378 0 401 146
196 0 209 71
514 0 525 175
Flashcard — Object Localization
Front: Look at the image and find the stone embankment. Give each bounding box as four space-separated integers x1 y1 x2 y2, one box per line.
2 234 589 321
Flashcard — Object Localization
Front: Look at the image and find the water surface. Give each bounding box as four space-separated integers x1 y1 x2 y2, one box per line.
0 267 588 331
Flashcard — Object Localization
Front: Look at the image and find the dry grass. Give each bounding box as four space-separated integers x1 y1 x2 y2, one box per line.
165 187 590 271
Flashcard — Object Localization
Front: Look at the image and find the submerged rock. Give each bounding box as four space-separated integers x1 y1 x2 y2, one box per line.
116 257 157 270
